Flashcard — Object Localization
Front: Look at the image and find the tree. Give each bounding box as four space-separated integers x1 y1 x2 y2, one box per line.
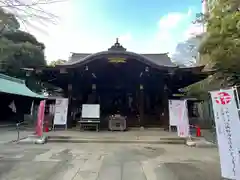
199 0 240 86
49 59 67 67
0 7 19 32
2 30 45 49
0 9 47 92
185 0 240 99
172 36 201 66
0 0 66 32
0 1 63 22
172 9 208 67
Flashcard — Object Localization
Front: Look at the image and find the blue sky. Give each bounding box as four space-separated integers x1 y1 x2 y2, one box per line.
23 0 203 62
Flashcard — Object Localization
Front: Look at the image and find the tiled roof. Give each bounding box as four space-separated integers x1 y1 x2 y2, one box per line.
63 52 177 67
0 73 44 98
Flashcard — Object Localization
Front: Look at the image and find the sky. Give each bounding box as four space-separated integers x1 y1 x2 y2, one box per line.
20 0 204 62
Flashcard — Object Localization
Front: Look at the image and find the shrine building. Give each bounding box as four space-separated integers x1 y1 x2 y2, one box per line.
32 39 209 128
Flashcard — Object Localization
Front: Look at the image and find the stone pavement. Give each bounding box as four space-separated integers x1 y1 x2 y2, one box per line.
0 127 33 144
0 143 221 180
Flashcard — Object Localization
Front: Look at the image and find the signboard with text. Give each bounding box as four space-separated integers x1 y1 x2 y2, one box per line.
210 89 240 180
53 98 68 125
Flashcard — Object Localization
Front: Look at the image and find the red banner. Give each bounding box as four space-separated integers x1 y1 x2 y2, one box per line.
36 100 45 137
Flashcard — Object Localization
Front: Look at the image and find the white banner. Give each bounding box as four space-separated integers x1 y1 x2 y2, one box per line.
169 100 181 126
169 100 189 137
177 100 189 137
53 98 69 125
210 89 240 180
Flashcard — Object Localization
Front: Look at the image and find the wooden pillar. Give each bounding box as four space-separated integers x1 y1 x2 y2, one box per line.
67 83 72 128
162 84 169 128
139 84 144 127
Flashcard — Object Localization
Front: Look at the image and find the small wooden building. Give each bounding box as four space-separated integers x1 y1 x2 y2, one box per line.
0 73 44 125
32 39 209 128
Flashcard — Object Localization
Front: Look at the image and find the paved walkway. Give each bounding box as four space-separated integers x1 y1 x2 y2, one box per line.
0 143 221 180
0 127 33 144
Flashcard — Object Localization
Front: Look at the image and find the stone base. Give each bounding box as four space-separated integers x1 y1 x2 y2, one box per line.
186 139 217 148
16 135 47 144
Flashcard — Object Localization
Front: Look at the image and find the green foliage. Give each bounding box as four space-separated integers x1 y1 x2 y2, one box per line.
2 30 45 50
199 0 240 76
0 41 45 72
187 0 240 98
194 12 208 25
0 8 20 32
0 8 46 93
0 9 46 73
49 59 67 67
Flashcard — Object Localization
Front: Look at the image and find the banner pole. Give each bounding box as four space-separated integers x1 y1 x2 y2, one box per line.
169 125 171 132
233 86 240 111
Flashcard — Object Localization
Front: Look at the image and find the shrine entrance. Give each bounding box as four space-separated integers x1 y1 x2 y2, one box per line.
70 55 168 128
33 39 209 129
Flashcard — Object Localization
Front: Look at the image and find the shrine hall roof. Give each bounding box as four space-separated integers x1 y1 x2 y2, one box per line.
64 52 177 67
58 38 178 68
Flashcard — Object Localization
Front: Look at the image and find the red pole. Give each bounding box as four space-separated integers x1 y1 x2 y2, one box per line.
44 119 49 132
196 125 201 137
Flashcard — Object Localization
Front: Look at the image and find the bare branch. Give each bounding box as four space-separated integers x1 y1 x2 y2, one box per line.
0 0 67 33
0 0 66 7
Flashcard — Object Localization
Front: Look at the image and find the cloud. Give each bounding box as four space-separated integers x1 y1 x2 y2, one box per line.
153 9 193 54
158 13 185 29
170 15 204 65
171 36 200 66
119 33 132 43
17 1 134 61
184 23 204 39
17 0 78 61
153 8 204 65
12 1 199 63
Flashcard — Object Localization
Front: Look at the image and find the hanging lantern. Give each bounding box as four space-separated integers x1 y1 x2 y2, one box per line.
164 85 168 91
60 68 67 74
36 69 42 74
140 84 144 90
92 84 96 90
68 84 72 91
26 71 31 76
145 67 149 72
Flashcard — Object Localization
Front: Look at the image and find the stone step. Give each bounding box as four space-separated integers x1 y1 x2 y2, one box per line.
46 137 186 144
47 135 186 140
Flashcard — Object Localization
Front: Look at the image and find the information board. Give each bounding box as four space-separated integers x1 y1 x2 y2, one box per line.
81 104 100 119
53 98 68 125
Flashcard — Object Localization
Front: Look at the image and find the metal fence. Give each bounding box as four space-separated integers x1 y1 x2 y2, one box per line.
0 115 35 143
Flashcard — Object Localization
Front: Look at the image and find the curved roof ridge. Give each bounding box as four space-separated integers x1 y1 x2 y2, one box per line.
142 53 168 55
62 50 176 68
